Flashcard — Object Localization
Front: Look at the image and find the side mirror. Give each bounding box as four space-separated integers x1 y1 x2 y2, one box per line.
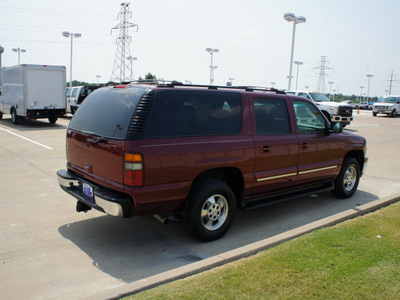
330 122 343 134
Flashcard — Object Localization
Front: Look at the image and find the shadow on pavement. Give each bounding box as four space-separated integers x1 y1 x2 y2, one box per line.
58 188 378 284
0 116 68 131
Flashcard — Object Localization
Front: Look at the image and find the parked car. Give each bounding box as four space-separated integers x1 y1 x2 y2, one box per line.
372 96 400 117
287 91 353 127
57 83 368 241
66 85 101 114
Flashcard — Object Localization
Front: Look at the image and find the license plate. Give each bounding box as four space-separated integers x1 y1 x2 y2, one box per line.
82 182 94 199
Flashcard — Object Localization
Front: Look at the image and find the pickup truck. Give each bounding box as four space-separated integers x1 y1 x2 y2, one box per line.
287 91 353 127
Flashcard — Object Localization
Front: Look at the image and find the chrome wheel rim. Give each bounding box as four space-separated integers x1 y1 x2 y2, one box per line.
343 165 357 192
201 194 228 231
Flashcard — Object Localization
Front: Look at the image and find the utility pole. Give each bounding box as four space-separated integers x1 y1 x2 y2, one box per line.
313 56 333 93
386 71 398 95
111 2 138 83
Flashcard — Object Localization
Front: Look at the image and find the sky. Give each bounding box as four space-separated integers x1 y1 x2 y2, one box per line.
1 0 399 97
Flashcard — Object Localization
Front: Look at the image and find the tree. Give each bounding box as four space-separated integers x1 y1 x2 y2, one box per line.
137 72 157 83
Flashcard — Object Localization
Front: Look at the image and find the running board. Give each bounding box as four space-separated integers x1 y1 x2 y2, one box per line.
242 182 334 210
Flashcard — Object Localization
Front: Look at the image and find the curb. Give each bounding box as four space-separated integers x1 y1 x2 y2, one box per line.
86 193 400 300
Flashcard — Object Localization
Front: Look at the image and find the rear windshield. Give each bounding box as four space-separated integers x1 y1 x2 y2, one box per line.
69 86 147 139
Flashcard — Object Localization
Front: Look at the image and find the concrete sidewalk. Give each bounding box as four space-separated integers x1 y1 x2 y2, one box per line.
87 193 400 300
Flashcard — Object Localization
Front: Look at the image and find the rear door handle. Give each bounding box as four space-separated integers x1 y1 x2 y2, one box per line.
260 145 270 153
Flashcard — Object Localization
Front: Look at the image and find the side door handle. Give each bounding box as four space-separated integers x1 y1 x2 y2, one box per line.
260 145 270 153
301 143 308 149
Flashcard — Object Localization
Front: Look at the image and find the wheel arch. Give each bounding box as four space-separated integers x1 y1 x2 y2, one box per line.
344 150 365 174
321 110 331 121
188 167 244 209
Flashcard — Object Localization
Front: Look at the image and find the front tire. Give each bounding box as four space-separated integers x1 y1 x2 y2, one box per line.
332 157 360 198
372 112 377 117
185 179 236 242
391 110 396 118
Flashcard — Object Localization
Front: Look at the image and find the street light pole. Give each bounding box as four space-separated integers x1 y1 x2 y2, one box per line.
96 75 101 84
294 61 303 90
284 13 306 91
126 56 137 81
62 31 81 88
12 47 27 65
206 48 219 85
328 81 334 100
359 86 364 106
366 74 373 104
0 45 4 88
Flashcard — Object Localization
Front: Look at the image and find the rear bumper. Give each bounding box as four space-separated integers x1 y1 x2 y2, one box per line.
57 169 133 218
27 108 66 118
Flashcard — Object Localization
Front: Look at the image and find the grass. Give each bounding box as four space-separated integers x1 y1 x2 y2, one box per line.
125 202 400 299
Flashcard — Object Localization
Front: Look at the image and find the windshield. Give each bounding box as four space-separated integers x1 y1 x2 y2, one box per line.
377 96 397 103
309 92 330 102
66 88 72 97
69 86 148 139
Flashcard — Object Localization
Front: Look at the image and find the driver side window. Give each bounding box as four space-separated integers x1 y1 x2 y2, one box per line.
293 100 326 134
298 92 312 100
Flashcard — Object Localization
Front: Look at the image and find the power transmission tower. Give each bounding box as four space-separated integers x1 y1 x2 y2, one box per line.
386 71 398 95
313 56 333 93
110 2 138 83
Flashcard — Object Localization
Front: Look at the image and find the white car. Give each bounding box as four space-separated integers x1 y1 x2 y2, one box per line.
372 95 400 117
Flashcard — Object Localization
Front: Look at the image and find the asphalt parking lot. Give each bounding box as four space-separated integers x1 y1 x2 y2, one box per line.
1 110 400 299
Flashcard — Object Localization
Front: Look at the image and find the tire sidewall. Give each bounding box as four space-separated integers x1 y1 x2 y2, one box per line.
333 158 360 198
11 109 19 125
185 180 236 242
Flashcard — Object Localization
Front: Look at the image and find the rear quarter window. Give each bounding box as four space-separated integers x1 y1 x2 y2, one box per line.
144 90 242 138
69 86 148 139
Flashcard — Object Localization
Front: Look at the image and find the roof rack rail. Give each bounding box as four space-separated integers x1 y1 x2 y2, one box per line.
126 80 286 94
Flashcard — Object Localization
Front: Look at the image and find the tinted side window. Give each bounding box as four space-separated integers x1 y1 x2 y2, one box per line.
144 91 241 138
254 97 290 134
293 100 326 134
298 92 312 100
69 87 147 139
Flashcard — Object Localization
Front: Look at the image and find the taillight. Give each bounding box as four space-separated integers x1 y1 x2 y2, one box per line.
124 153 143 187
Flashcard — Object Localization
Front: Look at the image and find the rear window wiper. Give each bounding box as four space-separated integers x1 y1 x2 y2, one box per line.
82 131 108 145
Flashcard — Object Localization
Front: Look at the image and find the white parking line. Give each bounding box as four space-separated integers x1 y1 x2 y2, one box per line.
0 127 53 150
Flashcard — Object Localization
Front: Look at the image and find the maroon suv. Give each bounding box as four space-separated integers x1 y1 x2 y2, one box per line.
57 83 367 241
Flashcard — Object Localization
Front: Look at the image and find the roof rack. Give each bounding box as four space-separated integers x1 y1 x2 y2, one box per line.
124 80 286 94
154 82 287 94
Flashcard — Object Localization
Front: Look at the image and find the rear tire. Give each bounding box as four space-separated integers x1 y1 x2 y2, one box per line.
0 111 3 120
372 112 377 117
332 157 360 199
185 179 236 242
49 117 57 124
11 108 19 125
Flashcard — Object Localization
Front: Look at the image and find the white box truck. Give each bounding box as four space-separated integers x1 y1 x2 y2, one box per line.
0 64 66 124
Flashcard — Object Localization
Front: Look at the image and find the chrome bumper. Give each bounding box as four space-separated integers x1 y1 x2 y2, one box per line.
57 169 132 218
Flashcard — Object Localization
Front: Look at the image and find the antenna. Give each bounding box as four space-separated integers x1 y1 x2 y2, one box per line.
110 2 138 83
